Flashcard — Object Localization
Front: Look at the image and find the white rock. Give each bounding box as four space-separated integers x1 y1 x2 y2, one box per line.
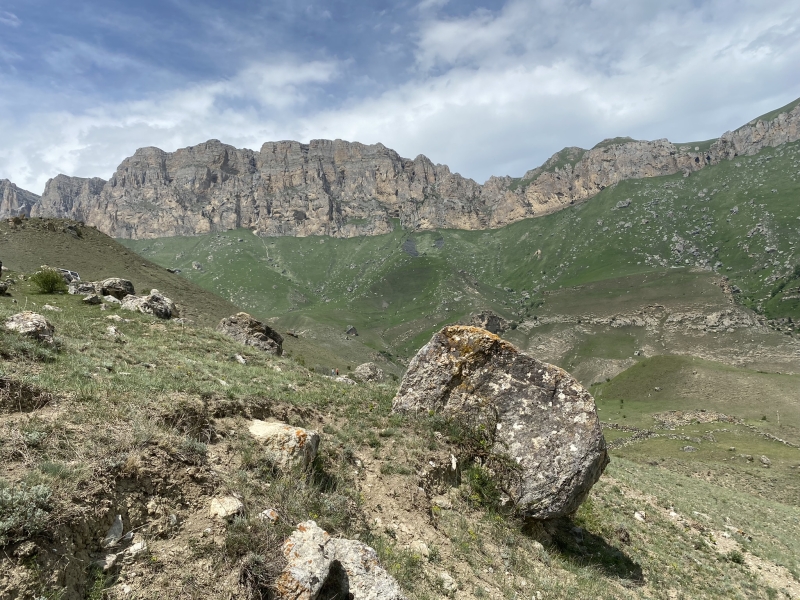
3 312 55 343
634 511 646 522
275 520 405 600
102 514 124 548
409 540 430 558
209 496 244 520
439 571 458 594
248 420 320 470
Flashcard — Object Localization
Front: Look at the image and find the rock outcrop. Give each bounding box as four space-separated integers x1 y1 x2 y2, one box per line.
468 310 510 335
6 99 800 239
275 520 406 600
352 362 385 382
121 289 177 319
247 420 320 470
3 312 55 344
393 325 608 520
216 312 283 355
0 179 40 218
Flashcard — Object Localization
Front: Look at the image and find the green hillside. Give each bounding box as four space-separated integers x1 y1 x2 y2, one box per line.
122 139 800 379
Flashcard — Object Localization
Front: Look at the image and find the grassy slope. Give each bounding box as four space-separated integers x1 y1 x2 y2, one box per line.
122 140 800 376
2 273 799 600
0 218 241 327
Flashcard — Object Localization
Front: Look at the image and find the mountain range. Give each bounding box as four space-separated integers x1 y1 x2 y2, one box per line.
3 98 799 240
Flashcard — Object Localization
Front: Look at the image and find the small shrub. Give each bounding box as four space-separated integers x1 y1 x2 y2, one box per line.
726 549 745 564
29 268 68 294
0 480 52 545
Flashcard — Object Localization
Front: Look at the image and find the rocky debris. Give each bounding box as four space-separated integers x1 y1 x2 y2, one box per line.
102 515 124 548
192 261 203 270
760 455 771 468
275 520 406 600
0 281 7 295
438 571 458 594
209 496 244 520
104 295 121 305
345 325 358 336
352 362 385 382
335 376 357 385
41 304 61 312
248 420 320 470
68 281 96 295
97 278 135 300
468 309 510 334
121 289 177 319
216 312 283 355
393 325 608 520
83 294 102 305
615 199 632 209
3 312 55 344
682 446 697 452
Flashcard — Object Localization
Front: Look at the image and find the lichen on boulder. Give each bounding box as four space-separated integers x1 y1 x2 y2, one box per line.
216 312 283 355
393 325 608 520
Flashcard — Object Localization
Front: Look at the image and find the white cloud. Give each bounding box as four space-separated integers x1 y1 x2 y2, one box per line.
0 11 20 27
1 0 799 194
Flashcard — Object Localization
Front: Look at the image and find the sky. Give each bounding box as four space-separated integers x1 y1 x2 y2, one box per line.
1 0 799 193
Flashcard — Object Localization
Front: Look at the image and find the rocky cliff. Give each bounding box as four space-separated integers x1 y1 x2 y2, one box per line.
0 179 40 218
6 99 800 239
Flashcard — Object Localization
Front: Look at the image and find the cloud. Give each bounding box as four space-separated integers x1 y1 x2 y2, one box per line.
0 0 799 195
0 11 20 27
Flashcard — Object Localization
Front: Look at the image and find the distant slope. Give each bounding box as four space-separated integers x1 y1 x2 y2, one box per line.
0 218 240 327
9 98 800 240
123 137 800 380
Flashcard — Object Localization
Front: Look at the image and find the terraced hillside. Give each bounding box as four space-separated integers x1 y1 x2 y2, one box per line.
122 139 800 382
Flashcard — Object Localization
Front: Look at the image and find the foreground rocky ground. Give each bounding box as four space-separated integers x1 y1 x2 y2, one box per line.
1 269 800 599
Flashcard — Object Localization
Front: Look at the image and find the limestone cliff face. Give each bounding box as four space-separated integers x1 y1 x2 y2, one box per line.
9 99 800 239
0 179 40 218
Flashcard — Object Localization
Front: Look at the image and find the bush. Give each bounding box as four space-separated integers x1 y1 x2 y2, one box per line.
30 268 68 294
0 480 52 545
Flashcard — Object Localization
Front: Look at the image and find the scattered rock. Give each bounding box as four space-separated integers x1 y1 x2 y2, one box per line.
233 353 247 365
275 520 406 600
438 571 458 594
760 455 771 468
83 294 102 305
682 446 697 452
0 281 7 295
4 312 55 344
68 281 96 295
352 362 385 382
634 511 646 522
102 515 124 548
468 309 510 334
408 540 430 558
97 278 135 300
41 304 61 312
335 376 357 385
103 295 121 305
393 326 608 520
345 325 358 336
248 420 320 470
258 508 279 523
192 261 203 270
209 496 244 520
121 289 178 319
216 312 283 355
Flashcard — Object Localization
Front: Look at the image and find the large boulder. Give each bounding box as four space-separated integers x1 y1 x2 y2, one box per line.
3 312 55 344
121 289 177 319
275 520 406 600
68 281 96 295
248 420 319 470
97 278 135 299
393 325 608 520
216 312 283 356
352 362 385 383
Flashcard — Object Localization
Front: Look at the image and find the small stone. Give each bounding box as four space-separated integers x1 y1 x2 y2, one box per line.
258 508 279 523
634 511 646 522
431 495 453 510
42 304 61 312
248 420 320 470
102 515 124 548
127 540 148 558
83 294 102 305
682 446 697 452
234 354 247 365
209 496 244 520
760 455 771 468
439 571 458 594
409 540 430 558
